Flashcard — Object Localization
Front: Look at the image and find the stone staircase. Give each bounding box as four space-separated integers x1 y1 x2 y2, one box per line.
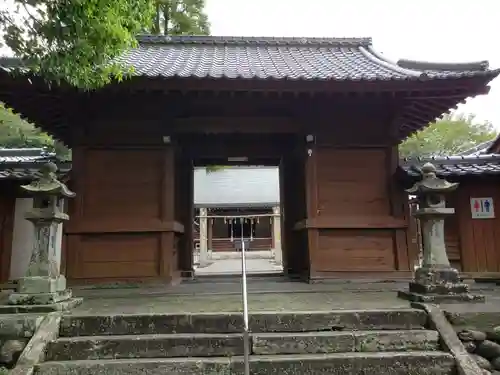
35 308 456 374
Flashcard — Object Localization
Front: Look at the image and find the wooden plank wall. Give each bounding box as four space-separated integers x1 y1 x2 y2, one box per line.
307 147 414 278
0 195 15 283
443 181 500 275
64 148 182 284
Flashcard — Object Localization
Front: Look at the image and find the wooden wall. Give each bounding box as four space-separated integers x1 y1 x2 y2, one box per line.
443 180 500 276
0 193 15 283
64 147 184 284
298 147 416 279
60 93 411 283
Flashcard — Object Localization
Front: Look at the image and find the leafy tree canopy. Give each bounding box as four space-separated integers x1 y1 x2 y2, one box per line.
0 0 209 154
0 0 209 89
0 102 70 158
151 0 209 35
399 113 497 158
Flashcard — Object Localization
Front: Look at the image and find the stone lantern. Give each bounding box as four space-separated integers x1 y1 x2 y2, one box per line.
398 162 484 303
8 162 78 307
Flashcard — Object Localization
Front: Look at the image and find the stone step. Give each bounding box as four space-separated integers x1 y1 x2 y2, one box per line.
46 330 440 361
59 308 427 336
35 352 456 375
252 329 440 355
45 333 244 361
0 313 44 338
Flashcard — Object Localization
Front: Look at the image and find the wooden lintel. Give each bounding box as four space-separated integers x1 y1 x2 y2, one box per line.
293 216 408 230
65 220 185 234
172 117 300 134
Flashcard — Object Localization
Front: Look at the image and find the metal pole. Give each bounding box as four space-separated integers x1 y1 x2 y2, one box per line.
240 218 250 375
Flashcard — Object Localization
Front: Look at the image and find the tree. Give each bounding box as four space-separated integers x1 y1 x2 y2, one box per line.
399 113 497 158
205 165 226 173
0 0 209 89
0 0 155 89
151 0 210 35
0 102 71 159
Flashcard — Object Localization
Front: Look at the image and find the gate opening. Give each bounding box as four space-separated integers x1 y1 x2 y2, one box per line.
192 165 284 276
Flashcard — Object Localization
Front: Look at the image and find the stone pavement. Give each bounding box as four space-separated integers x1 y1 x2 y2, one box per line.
209 250 275 260
195 257 282 276
64 279 500 317
70 289 409 315
68 278 415 315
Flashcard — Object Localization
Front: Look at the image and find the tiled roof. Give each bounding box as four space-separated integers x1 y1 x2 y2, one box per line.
400 154 500 178
456 139 495 156
193 166 279 207
0 148 70 180
107 35 497 82
0 148 52 163
3 35 495 83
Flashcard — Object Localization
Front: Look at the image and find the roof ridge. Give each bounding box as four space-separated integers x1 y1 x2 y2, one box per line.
397 59 490 72
360 46 425 79
136 34 373 47
456 139 496 155
0 147 48 157
362 45 497 76
400 154 500 165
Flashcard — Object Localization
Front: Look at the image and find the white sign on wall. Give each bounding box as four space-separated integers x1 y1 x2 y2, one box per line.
470 197 495 219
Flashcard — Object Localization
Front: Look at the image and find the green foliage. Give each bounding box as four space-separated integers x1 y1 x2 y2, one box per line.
399 113 498 158
0 102 71 159
205 165 226 173
0 0 209 89
151 0 210 35
0 0 156 89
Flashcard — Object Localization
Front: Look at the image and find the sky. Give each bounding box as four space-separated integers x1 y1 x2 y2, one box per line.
205 0 500 127
1 0 499 127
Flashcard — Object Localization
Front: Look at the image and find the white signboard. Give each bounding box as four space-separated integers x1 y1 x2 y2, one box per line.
470 197 495 219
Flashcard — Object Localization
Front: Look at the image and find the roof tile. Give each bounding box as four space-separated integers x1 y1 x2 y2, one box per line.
0 148 70 180
108 35 499 82
400 154 500 178
2 35 497 83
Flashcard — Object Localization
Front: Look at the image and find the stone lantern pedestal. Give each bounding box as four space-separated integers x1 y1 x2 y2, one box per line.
4 162 82 311
398 163 484 303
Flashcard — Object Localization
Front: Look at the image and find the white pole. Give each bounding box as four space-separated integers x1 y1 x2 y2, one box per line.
240 218 250 375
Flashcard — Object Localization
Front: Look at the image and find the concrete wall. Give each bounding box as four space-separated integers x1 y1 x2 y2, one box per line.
9 198 63 280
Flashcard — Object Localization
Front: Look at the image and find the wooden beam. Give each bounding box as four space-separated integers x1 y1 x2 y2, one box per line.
172 117 300 133
65 219 185 234
293 216 408 230
104 75 494 94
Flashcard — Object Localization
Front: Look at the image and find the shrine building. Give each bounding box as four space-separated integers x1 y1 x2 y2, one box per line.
399 152 500 278
193 166 279 252
0 35 498 285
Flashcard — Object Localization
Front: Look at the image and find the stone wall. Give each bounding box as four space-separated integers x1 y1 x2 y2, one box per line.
0 314 43 371
446 311 500 374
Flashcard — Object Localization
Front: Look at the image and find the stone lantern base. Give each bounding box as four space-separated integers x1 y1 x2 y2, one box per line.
398 267 485 303
1 275 82 313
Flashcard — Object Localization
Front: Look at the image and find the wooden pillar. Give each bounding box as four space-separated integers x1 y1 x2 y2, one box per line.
175 151 194 278
387 146 412 271
281 154 296 276
0 196 14 283
159 144 176 280
272 205 282 265
65 146 85 280
304 136 318 279
199 207 209 266
279 158 287 272
207 217 213 251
